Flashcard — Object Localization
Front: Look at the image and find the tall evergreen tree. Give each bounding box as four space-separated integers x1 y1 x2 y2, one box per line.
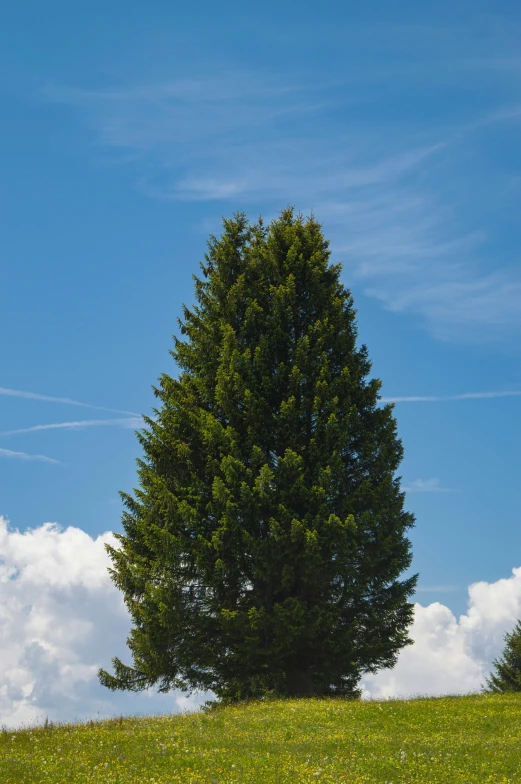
98 208 418 704
484 620 521 693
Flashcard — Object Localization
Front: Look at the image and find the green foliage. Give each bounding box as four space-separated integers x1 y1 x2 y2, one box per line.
484 619 521 693
98 208 417 705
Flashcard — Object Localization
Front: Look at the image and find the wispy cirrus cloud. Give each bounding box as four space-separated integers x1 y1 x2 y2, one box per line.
0 448 60 464
40 71 452 207
363 269 521 342
40 55 521 344
0 386 139 416
41 73 328 158
161 139 448 202
0 418 143 437
324 187 521 343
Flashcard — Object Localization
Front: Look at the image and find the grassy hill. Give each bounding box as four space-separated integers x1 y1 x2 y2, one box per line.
1 693 521 782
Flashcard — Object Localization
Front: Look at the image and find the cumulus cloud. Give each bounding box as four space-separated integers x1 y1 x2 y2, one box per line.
0 516 204 731
362 571 521 699
1 514 520 730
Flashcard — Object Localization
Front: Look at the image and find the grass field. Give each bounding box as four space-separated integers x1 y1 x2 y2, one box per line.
1 692 521 783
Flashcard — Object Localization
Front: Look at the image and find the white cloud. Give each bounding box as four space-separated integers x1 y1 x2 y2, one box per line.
0 448 60 465
0 516 198 730
1 513 520 730
361 602 486 699
362 569 521 699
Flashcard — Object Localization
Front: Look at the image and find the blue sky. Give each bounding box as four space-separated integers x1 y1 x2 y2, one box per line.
1 0 521 724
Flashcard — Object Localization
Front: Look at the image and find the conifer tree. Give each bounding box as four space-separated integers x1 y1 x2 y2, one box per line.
98 208 418 704
484 620 521 693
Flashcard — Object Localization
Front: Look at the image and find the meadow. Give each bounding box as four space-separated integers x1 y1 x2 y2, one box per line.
1 692 520 783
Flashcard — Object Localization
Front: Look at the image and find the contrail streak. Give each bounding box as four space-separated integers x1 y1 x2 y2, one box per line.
381 390 521 403
0 447 61 464
0 386 140 416
0 418 143 437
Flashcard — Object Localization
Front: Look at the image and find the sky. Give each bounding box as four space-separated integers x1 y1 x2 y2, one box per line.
1 0 520 729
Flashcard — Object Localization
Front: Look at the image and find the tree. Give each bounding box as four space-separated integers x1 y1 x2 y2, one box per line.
484 620 521 693
98 208 418 705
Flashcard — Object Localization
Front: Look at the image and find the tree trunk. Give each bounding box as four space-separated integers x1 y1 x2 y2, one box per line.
285 669 314 697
